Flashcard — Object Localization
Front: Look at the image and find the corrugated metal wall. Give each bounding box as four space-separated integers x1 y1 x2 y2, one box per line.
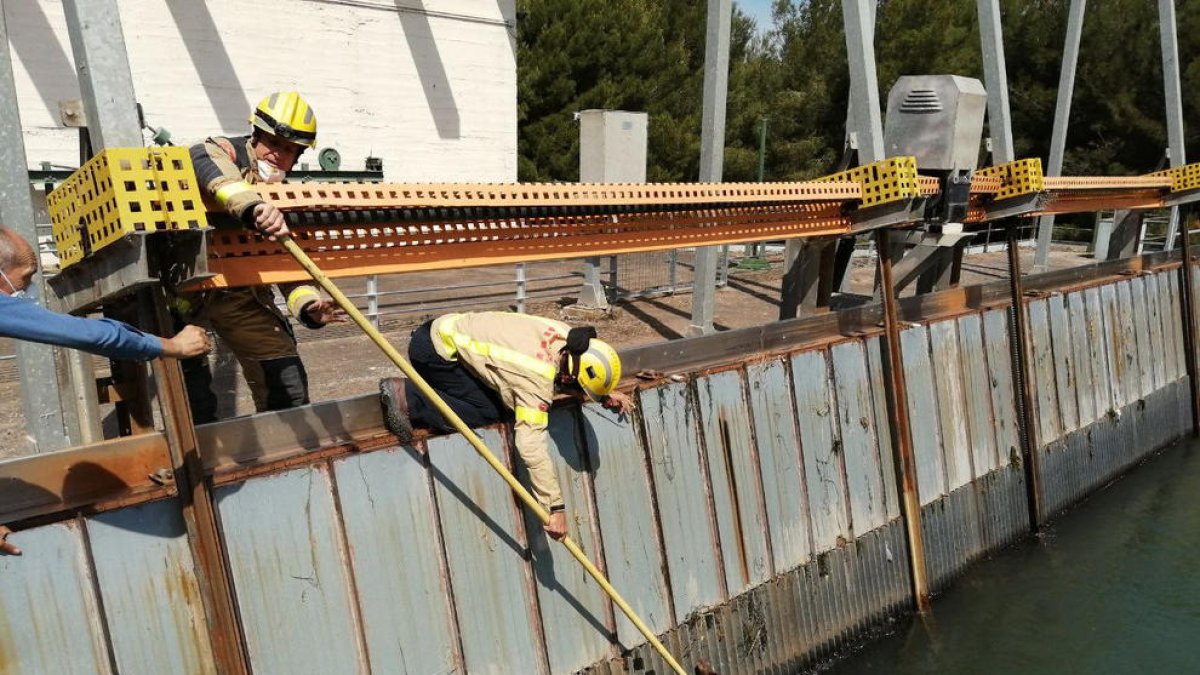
1 265 1194 674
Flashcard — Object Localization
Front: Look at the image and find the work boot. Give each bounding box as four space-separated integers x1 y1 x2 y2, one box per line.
378 377 414 444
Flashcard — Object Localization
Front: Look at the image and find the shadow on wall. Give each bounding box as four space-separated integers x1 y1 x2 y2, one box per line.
165 0 252 133
395 0 461 140
4 0 79 120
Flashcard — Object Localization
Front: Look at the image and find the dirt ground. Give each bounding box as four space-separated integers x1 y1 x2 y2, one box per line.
0 245 1090 457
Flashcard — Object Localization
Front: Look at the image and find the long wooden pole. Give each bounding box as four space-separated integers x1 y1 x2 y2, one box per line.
278 235 687 675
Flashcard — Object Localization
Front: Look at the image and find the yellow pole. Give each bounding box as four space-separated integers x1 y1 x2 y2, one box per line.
279 235 687 675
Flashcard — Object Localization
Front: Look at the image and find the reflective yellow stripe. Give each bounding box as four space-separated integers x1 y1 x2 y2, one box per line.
215 180 254 207
515 406 549 426
287 286 320 316
437 315 557 380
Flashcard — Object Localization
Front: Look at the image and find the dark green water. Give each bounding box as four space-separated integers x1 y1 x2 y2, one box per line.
827 440 1200 674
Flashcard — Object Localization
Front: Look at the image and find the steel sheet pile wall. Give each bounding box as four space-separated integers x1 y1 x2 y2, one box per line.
1 264 1195 674
1028 270 1192 517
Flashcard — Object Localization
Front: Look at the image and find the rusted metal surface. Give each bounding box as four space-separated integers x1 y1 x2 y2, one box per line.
1179 208 1200 435
0 433 172 524
790 349 850 552
900 325 944 505
0 521 112 674
11 245 1200 674
152 357 249 675
197 394 386 479
744 359 811 572
86 499 216 675
1067 290 1098 427
929 321 973 493
1027 299 1062 445
980 310 1021 471
580 404 671 647
215 465 365 673
875 227 930 612
830 341 888 535
331 445 462 674
638 382 724 618
695 371 772 594
1047 294 1080 434
1005 222 1043 530
519 410 612 674
427 429 546 674
956 314 1000 479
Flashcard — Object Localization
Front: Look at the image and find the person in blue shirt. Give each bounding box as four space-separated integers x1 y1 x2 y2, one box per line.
0 227 210 361
0 227 211 558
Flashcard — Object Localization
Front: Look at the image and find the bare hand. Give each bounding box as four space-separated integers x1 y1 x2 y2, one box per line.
253 202 290 240
602 390 636 415
160 325 211 359
303 299 348 326
0 526 21 556
544 511 568 541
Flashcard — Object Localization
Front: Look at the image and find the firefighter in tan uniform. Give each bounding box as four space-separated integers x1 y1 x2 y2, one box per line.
177 91 344 423
379 312 634 539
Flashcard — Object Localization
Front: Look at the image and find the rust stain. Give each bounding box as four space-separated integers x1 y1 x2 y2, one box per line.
718 413 751 589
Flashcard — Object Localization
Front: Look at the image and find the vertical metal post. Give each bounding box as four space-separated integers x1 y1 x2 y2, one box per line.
366 275 380 329
153 350 251 674
746 117 769 258
1034 0 1087 269
64 4 249 670
874 228 930 612
515 262 527 313
1005 222 1043 528
1159 0 1186 250
0 8 71 452
688 0 732 337
842 0 885 164
1176 207 1200 435
62 1 143 149
977 0 1015 164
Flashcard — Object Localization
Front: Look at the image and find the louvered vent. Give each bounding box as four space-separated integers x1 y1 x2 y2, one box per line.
899 89 942 113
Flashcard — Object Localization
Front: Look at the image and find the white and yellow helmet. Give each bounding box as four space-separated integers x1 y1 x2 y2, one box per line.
250 91 317 148
568 338 621 401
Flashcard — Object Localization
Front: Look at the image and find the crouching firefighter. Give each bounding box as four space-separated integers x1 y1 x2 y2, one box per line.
379 312 635 539
173 91 345 423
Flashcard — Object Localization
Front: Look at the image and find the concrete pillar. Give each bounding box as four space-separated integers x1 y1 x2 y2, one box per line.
577 110 648 310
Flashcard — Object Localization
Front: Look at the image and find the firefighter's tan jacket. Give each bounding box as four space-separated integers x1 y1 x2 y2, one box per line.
190 136 321 321
431 311 567 509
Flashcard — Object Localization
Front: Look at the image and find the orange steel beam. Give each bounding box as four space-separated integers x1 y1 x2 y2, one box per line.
195 204 853 289
192 180 872 289
189 170 1182 290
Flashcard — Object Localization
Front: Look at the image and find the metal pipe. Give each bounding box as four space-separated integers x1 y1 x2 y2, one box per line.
1034 0 1087 269
1176 206 1200 435
278 235 689 675
1005 222 1044 529
874 227 930 612
1159 0 1186 250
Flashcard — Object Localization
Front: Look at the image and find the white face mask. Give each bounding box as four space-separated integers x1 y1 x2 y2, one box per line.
0 269 28 300
256 160 285 183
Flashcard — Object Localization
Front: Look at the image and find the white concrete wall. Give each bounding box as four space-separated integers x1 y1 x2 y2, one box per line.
6 0 517 181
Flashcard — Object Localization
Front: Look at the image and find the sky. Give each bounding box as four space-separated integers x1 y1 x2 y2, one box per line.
737 0 776 32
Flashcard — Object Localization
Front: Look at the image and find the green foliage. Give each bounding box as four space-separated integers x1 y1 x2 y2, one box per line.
516 0 1199 182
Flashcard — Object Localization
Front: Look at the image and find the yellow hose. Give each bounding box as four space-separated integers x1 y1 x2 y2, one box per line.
279 235 686 675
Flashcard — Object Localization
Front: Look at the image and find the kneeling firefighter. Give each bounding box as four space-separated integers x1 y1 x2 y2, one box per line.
379 311 635 540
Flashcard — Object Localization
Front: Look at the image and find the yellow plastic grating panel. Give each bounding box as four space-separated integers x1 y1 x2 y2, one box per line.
1147 162 1200 193
975 158 1045 201
816 157 921 208
47 146 208 268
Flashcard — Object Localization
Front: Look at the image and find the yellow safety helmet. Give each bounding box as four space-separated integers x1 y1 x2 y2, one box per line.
568 338 621 401
250 91 317 148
